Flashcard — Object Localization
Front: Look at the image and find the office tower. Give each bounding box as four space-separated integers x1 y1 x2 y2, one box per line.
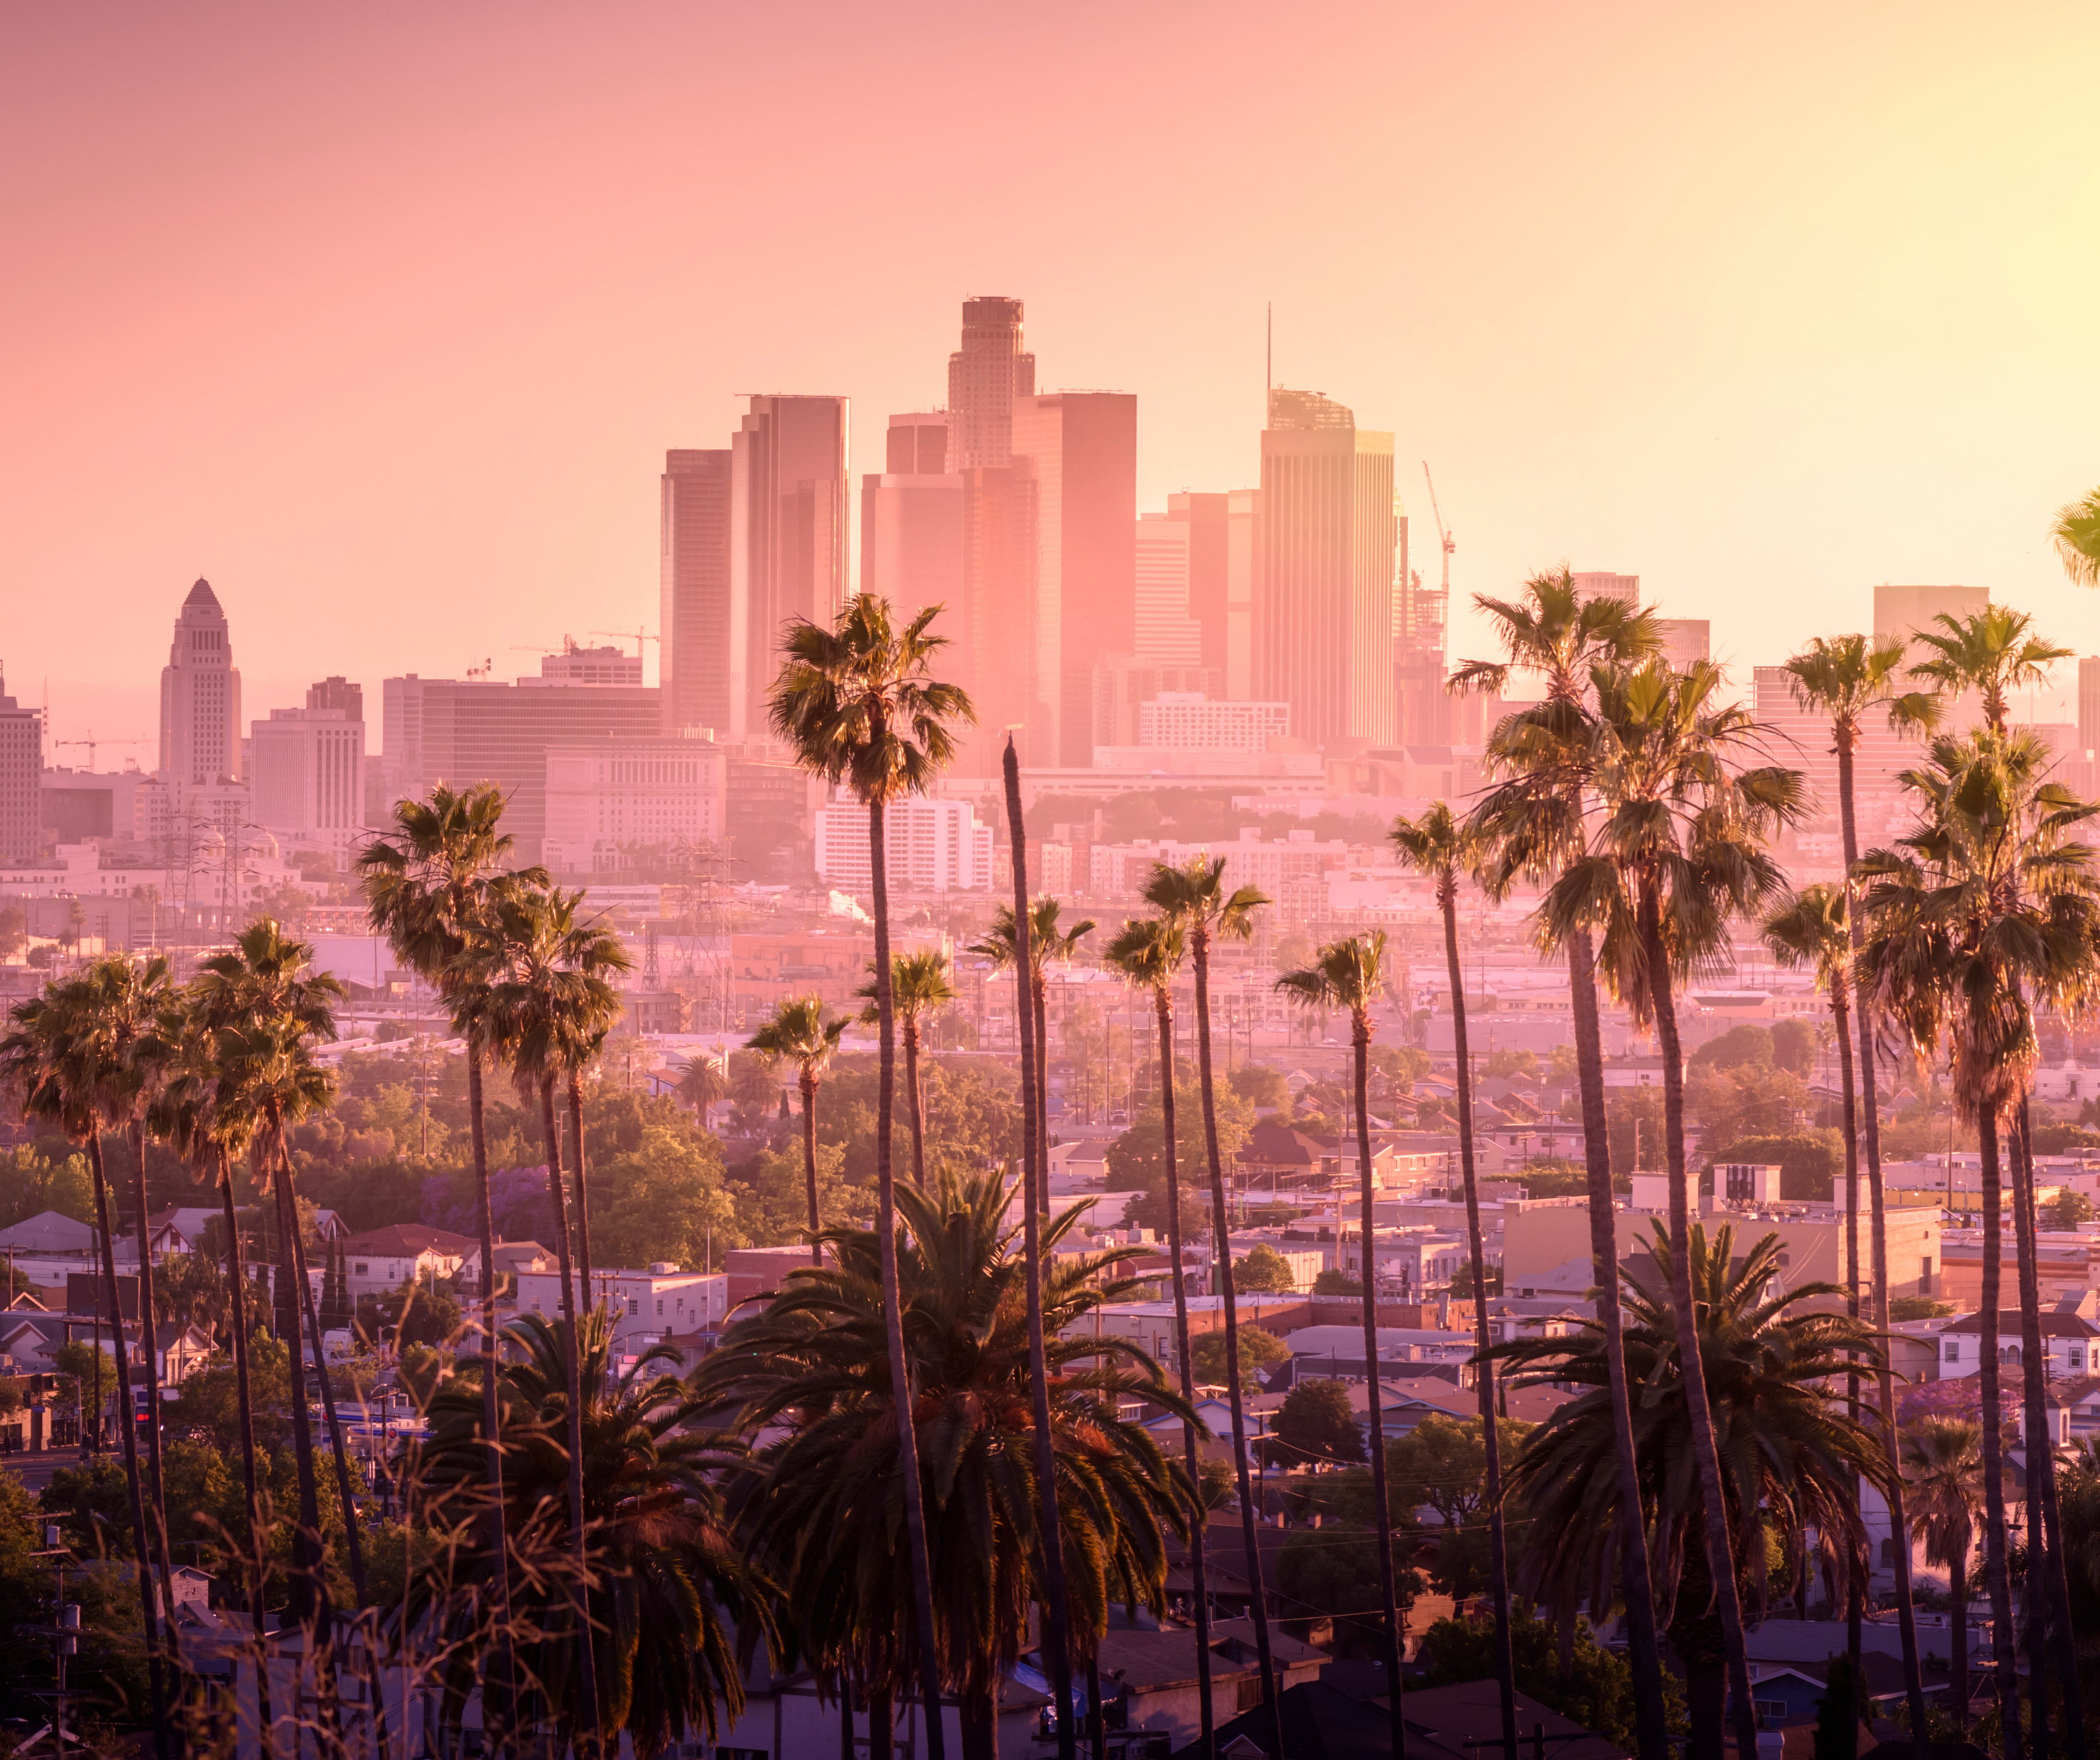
2079 657 2100 755
0 669 39 861
1166 492 1234 674
1224 489 1259 699
1091 656 1222 749
729 396 850 736
861 418 966 624
947 297 1035 471
1137 695 1290 752
954 465 1034 773
1656 619 1711 671
307 676 363 722
815 795 994 893
158 578 242 789
249 705 365 858
542 732 725 874
1570 570 1640 607
385 673 662 864
1873 584 1990 647
661 448 735 735
538 641 643 685
1134 510 1202 665
886 411 949 474
1254 389 1397 748
1012 391 1139 766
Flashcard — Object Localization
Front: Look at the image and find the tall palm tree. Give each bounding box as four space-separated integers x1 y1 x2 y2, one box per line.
768 592 973 1760
417 1311 766 1756
1860 727 2100 1760
675 1046 730 1122
1901 1418 1983 1728
1498 1223 1887 1758
2053 485 2100 588
1761 883 1870 1679
0 978 174 1756
1140 854 1279 1755
746 995 850 1262
1780 632 1943 1734
1387 808 1519 1750
473 883 625 1753
969 897 1095 1209
1546 657 1802 1760
694 1168 1196 1760
558 925 634 1306
1101 913 1216 1757
856 950 956 1189
1457 566 1673 1760
1906 605 2071 735
360 780 545 1754
1275 929 1437 1760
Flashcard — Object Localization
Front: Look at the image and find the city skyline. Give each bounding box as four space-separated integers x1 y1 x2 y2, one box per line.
4 1 2096 747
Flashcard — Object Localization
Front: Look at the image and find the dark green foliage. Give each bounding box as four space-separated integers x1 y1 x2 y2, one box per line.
1271 1379 1365 1466
1700 1130 1844 1201
1416 1609 1684 1752
1190 1323 1289 1393
1275 1524 1422 1656
1689 1023 1775 1072
1812 1650 1859 1760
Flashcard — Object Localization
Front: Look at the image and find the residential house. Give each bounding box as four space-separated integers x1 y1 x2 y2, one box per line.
1936 1295 2100 1381
514 1261 728 1354
340 1224 477 1296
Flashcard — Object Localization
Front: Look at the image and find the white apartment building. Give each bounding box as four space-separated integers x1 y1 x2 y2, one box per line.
1088 826 1349 903
515 1261 730 1354
815 795 994 893
541 735 725 873
249 706 365 859
1136 692 1290 753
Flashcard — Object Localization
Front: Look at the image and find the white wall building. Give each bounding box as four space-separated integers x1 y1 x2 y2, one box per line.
1136 692 1290 753
815 795 994 893
515 1262 729 1353
542 735 725 874
1133 509 1204 665
249 707 365 859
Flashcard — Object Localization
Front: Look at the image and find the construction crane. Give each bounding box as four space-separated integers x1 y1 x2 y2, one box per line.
53 733 150 770
591 627 659 659
1421 462 1455 610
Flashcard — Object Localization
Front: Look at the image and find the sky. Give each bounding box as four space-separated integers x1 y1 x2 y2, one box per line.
4 0 2098 756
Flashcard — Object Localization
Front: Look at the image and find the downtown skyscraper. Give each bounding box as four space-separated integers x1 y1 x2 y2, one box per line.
158 577 242 789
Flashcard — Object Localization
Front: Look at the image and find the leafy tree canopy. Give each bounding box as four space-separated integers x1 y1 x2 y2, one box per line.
1416 1609 1683 1752
1190 1324 1289 1393
1271 1378 1365 1466
1234 1243 1299 1293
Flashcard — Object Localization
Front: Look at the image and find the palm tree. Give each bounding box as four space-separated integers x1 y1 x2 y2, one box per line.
1275 929 1436 1760
1906 605 2071 735
1386 808 1518 1754
693 1169 1196 1760
1545 657 1801 1760
360 779 546 1750
675 1046 730 1122
1497 1222 1887 1759
0 978 174 1756
1140 854 1279 1754
2053 486 2100 588
1859 727 2100 1760
1457 566 1673 1760
768 593 974 1760
969 897 1096 1208
1101 912 1216 1756
472 883 625 1752
746 995 850 1262
557 925 633 1308
417 1310 766 1756
856 950 956 1189
1901 1418 1983 1727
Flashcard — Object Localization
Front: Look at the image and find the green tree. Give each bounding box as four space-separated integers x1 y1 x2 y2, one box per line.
856 948 955 1188
1415 1609 1681 1756
746 997 849 1265
2048 1188 2094 1228
1770 1016 1816 1074
1190 1323 1288 1392
1901 1417 1983 1728
1276 1525 1422 1658
967 895 1093 1206
1272 1379 1364 1466
1312 1268 1362 1297
1233 1243 1299 1293
1687 1022 1774 1072
1226 1063 1289 1110
1110 1085 1251 1239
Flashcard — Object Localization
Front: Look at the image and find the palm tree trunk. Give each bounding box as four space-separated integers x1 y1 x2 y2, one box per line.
1189 925 1282 1759
1833 987 1865 1706
1976 1105 2024 1760
466 1043 517 1758
998 757 1075 1760
215 1170 274 1760
1086 1655 1105 1760
1441 900 1515 1759
1565 926 1670 1760
871 1684 894 1760
1152 986 1214 1757
1838 728 1930 1751
2015 1100 2085 1760
802 1070 823 1266
125 1120 183 1684
1951 1542 1969 1729
568 1071 595 1317
904 1017 928 1189
536 1075 603 1755
1352 1007 1408 1760
960 1690 996 1760
1034 978 1051 1204
876 789 949 1760
88 1266 103 1459
1638 888 1760 1760
87 1129 172 1760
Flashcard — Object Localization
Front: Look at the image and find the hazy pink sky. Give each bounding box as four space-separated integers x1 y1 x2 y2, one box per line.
5 1 2097 753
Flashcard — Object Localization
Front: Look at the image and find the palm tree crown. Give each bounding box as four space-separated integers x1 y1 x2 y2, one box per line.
1906 605 2072 734
2053 485 2100 589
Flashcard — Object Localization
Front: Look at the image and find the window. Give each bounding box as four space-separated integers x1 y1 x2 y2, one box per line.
1881 1538 1899 1564
628 1297 640 1317
1944 1341 1961 1362
2070 1346 2086 1371
1755 1701 1788 1724
354 1263 369 1277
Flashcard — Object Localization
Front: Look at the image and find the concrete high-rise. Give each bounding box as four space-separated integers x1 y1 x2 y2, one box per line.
660 448 735 736
2079 657 2100 756
1570 570 1640 608
728 397 850 736
947 298 1035 471
249 704 365 858
1873 584 1990 648
1012 391 1139 765
1133 510 1203 666
158 578 242 789
0 669 39 862
861 414 965 625
1254 389 1397 748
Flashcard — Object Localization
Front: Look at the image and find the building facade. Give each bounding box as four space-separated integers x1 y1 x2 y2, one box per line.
1136 693 1289 752
158 578 242 790
542 734 725 873
0 670 39 862
813 795 994 893
660 447 735 735
946 295 1034 471
248 705 365 858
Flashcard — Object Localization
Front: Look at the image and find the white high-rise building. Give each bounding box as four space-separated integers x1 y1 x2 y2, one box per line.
158 579 242 790
813 796 994 894
249 705 365 860
542 734 725 874
1134 512 1204 666
1137 693 1290 753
